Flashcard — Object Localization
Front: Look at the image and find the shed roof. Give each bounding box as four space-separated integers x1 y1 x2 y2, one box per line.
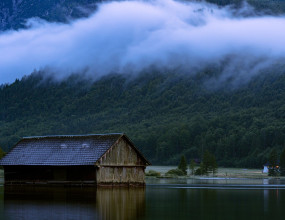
0 133 149 166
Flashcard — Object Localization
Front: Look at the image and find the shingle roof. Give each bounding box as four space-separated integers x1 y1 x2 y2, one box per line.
0 133 123 166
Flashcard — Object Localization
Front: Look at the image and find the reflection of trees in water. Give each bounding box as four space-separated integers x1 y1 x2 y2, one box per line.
145 187 285 220
3 186 145 220
5 185 285 220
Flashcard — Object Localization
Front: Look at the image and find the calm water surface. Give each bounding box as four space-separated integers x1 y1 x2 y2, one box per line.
1 178 285 220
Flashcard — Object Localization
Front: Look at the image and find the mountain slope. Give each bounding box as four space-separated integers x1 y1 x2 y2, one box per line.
2 0 285 167
1 71 285 167
0 0 99 30
2 0 285 31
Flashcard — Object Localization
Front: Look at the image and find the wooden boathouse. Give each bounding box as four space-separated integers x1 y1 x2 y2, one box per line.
0 133 150 186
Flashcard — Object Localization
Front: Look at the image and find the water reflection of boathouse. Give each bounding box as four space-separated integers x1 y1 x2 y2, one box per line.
0 133 150 186
3 186 146 220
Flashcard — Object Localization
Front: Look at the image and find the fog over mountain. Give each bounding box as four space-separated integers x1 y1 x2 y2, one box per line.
1 0 285 85
3 1 285 167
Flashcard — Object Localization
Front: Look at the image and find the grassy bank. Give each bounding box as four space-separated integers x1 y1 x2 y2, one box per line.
146 166 269 179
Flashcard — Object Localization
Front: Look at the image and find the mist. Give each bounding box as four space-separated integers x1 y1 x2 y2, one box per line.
1 0 285 85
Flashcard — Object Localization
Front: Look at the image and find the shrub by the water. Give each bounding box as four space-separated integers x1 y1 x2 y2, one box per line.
166 169 185 176
194 168 203 175
145 170 161 177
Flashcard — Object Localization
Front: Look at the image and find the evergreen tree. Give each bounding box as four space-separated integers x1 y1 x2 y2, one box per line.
189 159 196 175
280 148 285 176
268 149 279 176
178 155 187 175
202 150 218 175
200 162 206 175
209 154 218 176
202 150 211 175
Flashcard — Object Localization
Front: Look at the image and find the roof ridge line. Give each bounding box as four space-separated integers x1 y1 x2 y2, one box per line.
23 133 124 139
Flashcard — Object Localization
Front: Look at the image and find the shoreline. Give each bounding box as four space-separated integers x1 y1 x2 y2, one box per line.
146 176 285 180
1 168 284 187
146 166 275 179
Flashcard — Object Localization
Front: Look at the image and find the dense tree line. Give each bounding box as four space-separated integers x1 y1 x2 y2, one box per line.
1 69 285 168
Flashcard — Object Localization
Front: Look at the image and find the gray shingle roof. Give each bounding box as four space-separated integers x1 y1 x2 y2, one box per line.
0 133 123 166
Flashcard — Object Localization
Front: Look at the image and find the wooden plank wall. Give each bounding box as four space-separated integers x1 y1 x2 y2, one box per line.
97 138 146 185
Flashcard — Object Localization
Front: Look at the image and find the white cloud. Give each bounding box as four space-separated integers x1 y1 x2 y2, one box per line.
1 0 285 84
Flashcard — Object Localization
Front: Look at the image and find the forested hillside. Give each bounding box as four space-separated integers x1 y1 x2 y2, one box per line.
2 0 285 168
0 0 100 30
1 70 285 168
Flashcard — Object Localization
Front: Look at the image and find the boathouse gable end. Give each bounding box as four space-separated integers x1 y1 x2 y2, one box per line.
97 136 147 166
96 137 147 185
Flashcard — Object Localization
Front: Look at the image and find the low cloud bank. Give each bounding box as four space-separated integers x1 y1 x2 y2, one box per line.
1 0 285 84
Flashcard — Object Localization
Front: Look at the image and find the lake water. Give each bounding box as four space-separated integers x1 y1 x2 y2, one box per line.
1 178 285 220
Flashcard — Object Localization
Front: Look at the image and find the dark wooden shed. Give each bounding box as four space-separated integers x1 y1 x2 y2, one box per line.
0 133 150 186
